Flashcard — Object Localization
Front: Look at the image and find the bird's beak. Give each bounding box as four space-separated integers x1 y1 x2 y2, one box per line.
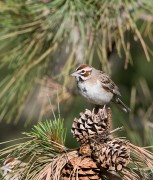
71 72 77 77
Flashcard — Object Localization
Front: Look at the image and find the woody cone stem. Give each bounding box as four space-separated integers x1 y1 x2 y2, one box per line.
62 107 130 179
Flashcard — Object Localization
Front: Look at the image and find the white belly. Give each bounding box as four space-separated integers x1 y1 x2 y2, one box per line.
78 80 113 105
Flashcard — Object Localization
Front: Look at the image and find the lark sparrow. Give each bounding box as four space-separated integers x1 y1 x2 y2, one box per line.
71 64 130 113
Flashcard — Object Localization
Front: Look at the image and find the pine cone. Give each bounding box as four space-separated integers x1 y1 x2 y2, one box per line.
62 156 102 180
91 139 130 171
71 107 111 144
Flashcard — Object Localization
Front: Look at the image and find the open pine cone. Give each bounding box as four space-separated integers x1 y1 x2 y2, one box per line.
62 156 102 180
71 108 112 144
91 139 130 171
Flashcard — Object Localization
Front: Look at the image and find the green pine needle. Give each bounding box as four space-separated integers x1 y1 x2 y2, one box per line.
31 118 66 147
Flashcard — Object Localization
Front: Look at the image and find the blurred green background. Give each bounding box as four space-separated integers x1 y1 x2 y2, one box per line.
0 0 153 150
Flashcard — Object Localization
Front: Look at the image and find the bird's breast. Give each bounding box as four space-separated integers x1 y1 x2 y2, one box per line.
77 80 113 105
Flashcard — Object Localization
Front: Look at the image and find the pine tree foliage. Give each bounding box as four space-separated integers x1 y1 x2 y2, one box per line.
1 0 153 123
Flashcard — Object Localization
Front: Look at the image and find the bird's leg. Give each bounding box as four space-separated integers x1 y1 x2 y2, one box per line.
102 104 108 118
94 105 101 113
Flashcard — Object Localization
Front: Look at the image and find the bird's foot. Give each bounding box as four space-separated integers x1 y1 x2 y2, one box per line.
94 105 101 113
93 105 107 118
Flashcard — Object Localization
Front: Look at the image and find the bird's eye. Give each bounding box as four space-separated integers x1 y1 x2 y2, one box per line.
81 70 85 74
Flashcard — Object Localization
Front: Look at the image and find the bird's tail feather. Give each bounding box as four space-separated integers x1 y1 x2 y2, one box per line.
113 97 131 113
